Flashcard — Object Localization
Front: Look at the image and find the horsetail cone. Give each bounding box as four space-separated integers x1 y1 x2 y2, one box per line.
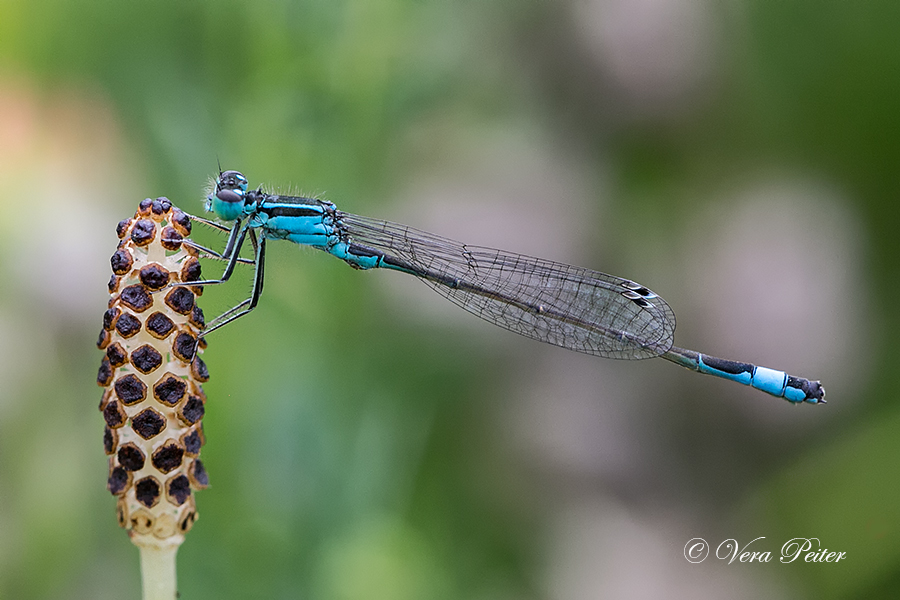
97 197 209 550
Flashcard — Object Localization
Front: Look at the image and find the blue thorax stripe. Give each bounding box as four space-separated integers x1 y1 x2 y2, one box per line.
259 201 324 219
252 197 333 245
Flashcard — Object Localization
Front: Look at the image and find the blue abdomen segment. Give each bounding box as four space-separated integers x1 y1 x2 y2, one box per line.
698 354 787 393
697 355 821 403
328 241 385 270
663 347 824 403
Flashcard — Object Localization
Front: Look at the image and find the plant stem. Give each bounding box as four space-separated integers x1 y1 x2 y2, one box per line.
139 543 179 600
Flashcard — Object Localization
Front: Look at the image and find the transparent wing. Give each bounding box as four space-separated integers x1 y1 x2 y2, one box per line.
336 212 676 360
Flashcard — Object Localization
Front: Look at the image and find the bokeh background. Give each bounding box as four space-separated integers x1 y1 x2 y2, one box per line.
0 0 897 598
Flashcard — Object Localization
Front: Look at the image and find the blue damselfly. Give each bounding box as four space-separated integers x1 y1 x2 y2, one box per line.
180 170 825 404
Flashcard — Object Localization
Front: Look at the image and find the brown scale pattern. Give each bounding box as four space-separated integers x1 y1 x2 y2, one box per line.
97 197 209 549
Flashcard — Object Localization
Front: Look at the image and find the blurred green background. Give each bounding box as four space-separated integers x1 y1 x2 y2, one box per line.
0 0 897 598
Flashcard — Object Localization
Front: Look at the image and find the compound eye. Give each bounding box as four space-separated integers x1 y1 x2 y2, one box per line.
216 188 243 204
219 170 248 192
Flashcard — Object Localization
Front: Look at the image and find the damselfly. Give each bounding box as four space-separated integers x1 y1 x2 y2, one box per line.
180 170 825 404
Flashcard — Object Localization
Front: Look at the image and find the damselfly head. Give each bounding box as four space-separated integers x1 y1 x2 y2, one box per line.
207 169 249 221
